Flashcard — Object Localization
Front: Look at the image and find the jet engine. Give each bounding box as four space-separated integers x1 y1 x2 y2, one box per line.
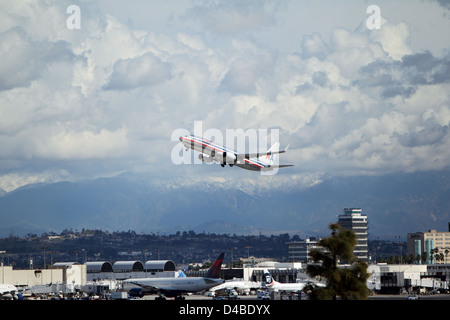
198 154 214 163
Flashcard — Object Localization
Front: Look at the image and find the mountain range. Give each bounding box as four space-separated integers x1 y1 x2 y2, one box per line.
1 169 449 239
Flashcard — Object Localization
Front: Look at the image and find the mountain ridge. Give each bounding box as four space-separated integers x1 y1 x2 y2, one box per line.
0 170 449 239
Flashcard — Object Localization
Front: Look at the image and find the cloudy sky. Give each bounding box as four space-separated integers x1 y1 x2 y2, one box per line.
0 0 450 192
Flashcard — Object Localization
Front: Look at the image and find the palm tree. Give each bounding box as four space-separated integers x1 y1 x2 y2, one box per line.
415 254 421 264
421 252 428 264
430 248 439 264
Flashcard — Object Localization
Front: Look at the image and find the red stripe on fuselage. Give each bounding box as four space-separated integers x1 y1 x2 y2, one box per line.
181 136 264 168
181 136 225 154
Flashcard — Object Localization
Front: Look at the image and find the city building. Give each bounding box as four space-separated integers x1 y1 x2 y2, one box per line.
368 264 429 294
0 262 86 295
287 238 322 262
407 228 450 264
338 208 369 262
2 257 450 297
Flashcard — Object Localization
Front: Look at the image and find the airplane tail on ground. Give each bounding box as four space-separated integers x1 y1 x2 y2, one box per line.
205 252 225 279
263 269 276 286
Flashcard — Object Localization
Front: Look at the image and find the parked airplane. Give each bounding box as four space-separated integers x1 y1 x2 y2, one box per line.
179 135 293 171
0 284 18 300
123 252 225 300
263 269 325 292
209 279 262 295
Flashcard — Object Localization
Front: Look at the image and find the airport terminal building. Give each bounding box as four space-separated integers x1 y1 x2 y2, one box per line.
2 256 450 297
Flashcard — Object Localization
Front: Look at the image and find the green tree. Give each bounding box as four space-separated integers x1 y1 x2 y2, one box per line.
421 252 428 264
305 223 369 300
430 248 439 264
415 254 421 264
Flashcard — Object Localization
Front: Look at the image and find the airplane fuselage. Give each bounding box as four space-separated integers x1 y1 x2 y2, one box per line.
124 252 225 299
263 269 325 293
210 280 262 292
266 282 306 292
124 276 224 297
179 135 284 171
0 284 18 299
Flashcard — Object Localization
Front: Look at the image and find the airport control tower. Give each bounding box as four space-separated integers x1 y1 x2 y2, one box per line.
338 208 369 262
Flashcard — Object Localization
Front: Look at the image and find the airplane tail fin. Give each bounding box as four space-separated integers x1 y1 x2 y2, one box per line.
263 269 276 286
258 142 280 166
205 252 225 279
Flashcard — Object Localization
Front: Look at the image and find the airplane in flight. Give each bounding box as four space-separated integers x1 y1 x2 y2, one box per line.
123 252 225 300
0 284 18 300
263 269 325 293
179 135 293 171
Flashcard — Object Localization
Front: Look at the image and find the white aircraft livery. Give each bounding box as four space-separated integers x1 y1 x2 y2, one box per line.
263 269 325 292
209 279 262 294
179 135 293 171
124 252 225 300
0 284 18 300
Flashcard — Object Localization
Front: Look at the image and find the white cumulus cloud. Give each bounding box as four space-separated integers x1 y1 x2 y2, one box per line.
0 0 449 191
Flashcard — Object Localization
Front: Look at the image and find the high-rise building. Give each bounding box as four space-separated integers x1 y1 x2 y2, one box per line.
407 229 450 264
287 238 323 262
338 208 369 262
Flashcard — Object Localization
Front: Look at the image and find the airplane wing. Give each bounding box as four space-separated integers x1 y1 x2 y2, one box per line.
265 164 294 168
237 144 290 160
203 278 221 285
126 281 161 291
238 149 286 159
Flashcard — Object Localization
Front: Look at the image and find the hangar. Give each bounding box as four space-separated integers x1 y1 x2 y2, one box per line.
84 260 178 281
113 261 144 273
145 260 176 272
86 261 113 273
